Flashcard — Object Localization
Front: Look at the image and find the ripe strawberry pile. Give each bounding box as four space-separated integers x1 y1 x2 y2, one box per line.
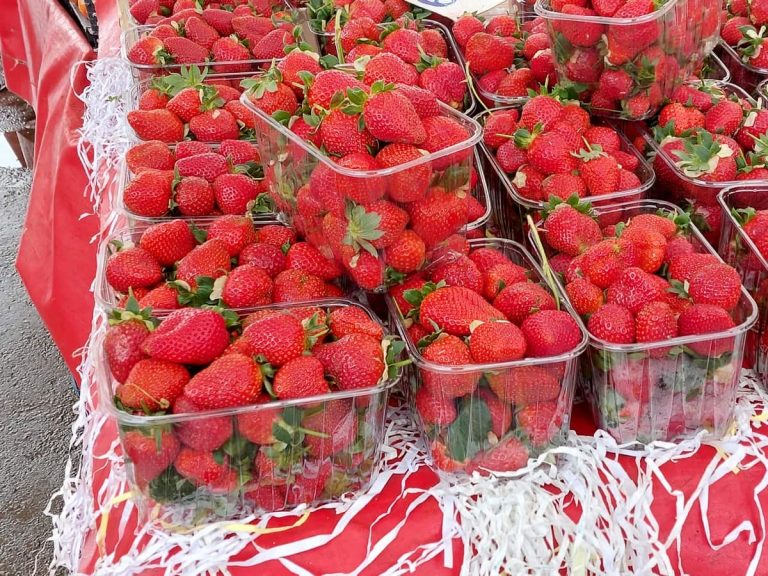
541 0 719 119
105 301 400 509
243 56 481 292
640 82 768 245
123 140 271 217
388 242 584 473
721 0 768 71
540 202 747 441
451 11 556 102
104 217 343 311
127 9 303 71
128 0 284 25
482 95 646 204
127 67 259 143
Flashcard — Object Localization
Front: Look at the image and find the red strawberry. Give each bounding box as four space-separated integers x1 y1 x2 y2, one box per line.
688 263 742 309
468 247 510 273
334 152 387 203
189 108 240 141
418 60 467 109
494 281 559 326
464 32 514 75
105 319 151 385
394 83 441 118
420 28 448 57
621 227 667 273
408 187 468 248
635 300 677 344
577 150 620 196
126 141 175 173
273 269 326 302
477 388 512 437
382 28 423 64
173 394 233 451
106 247 163 293
127 35 165 65
232 312 306 366
452 14 484 49
237 395 281 444
419 286 504 336
466 437 529 475
139 219 196 266
344 250 385 290
213 173 264 214
415 387 457 425
315 333 384 390
469 321 527 362
587 303 635 343
252 28 296 59
482 262 528 301
338 16 380 53
285 242 343 280
517 402 561 447
142 308 230 365
419 115 472 170
383 230 426 273
527 131 578 175
207 215 259 256
495 69 536 98
362 88 426 145
301 399 357 458
123 169 174 216
420 334 479 397
565 277 603 315
581 238 637 288
487 364 562 404
376 143 433 203
175 176 216 216
176 238 232 287
520 309 582 357
556 5 604 47
704 99 743 136
184 16 219 49
176 152 229 181
163 36 209 64
175 140 211 159
138 87 170 111
186 352 263 409
677 303 736 355
329 306 384 341
123 429 180 485
174 448 231 488
273 355 330 399
257 224 295 249
430 255 483 294
221 264 273 307
211 36 251 72
668 252 720 283
139 284 181 310
239 242 286 277
544 204 602 256
307 70 368 109
320 109 376 156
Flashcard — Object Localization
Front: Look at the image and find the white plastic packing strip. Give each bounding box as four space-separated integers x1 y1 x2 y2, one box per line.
47 57 768 576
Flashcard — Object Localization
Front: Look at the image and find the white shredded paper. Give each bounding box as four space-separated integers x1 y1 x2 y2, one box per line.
47 57 768 576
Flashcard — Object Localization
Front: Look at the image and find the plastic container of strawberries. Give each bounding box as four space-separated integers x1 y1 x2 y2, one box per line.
755 77 768 102
386 237 588 475
97 298 400 524
637 82 757 209
476 105 655 244
536 199 758 443
240 91 483 293
534 0 720 120
718 184 768 388
716 40 768 96
697 52 732 83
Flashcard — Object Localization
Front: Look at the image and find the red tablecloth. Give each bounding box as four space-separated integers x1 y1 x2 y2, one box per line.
6 1 768 573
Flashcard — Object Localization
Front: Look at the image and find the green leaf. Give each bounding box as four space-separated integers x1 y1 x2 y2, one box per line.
148 469 196 503
445 396 491 462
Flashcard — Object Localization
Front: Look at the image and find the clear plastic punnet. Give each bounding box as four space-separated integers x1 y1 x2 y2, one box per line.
534 0 720 119
534 199 758 443
716 40 768 96
476 105 654 244
98 299 400 524
718 184 768 389
386 237 588 475
240 90 484 293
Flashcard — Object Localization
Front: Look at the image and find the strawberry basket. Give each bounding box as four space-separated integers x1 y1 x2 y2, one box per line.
532 198 758 443
94 215 350 315
240 77 484 293
718 184 768 388
386 237 588 475
122 0 288 28
716 41 768 95
476 100 654 244
97 299 403 524
533 0 720 120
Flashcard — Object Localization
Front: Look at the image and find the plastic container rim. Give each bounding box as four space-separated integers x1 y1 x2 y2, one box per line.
385 237 589 374
718 39 768 76
718 183 768 275
534 0 682 25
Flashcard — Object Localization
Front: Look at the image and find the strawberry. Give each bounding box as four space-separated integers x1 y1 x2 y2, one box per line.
605 267 663 314
359 86 426 145
476 388 512 438
123 169 174 217
468 247 510 273
243 73 298 116
221 264 273 307
328 306 384 340
543 203 602 256
105 317 151 385
541 173 587 201
233 312 306 366
487 364 562 404
286 459 331 505
556 5 604 47
236 395 281 444
486 14 518 36
201 8 234 35
419 286 504 336
482 263 528 301
175 140 211 159
347 43 384 63
176 238 232 287
138 87 170 111
175 176 216 216
394 83 441 118
176 152 229 181
668 252 720 283
106 247 163 293
344 250 385 290
415 387 457 426
162 36 209 64
464 33 514 75
184 16 220 49
207 215 259 256
302 399 357 458
123 429 180 485
173 395 233 451
320 109 376 156
252 28 296 59
635 301 677 344
420 28 448 57
429 255 483 294
273 269 326 302
186 352 263 408
466 436 528 475
452 14 484 49
225 100 257 129
527 131 578 176
166 87 204 123
576 148 620 196
376 143 433 203
174 448 232 488
621 227 667 273
626 213 678 239
494 282 556 325
419 115 472 170
307 70 368 109
239 242 286 277
517 402 561 447
112 362 186 416
127 36 166 65
678 303 736 355
139 219 196 266
142 308 230 365
338 16 380 53
495 69 536 98
315 332 384 389
189 108 240 141
429 439 466 471
408 187 468 247
285 242 343 280
418 60 467 109
565 277 603 315
657 102 705 136
257 224 295 249
334 152 387 203
663 236 695 263
139 284 181 310
420 334 479 397
384 230 426 273
587 303 635 343
273 355 330 399
688 263 742 309
277 50 322 95
483 111 518 151
606 0 659 55
581 238 637 288
213 173 264 214
469 321 526 362
126 141 175 173
520 309 582 357
382 28 423 64
211 36 251 72
704 99 743 136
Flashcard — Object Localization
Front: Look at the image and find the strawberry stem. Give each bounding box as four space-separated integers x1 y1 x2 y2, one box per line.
526 214 561 311
333 9 345 64
463 60 490 114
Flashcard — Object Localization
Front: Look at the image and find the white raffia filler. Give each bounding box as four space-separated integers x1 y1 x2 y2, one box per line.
72 56 135 213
